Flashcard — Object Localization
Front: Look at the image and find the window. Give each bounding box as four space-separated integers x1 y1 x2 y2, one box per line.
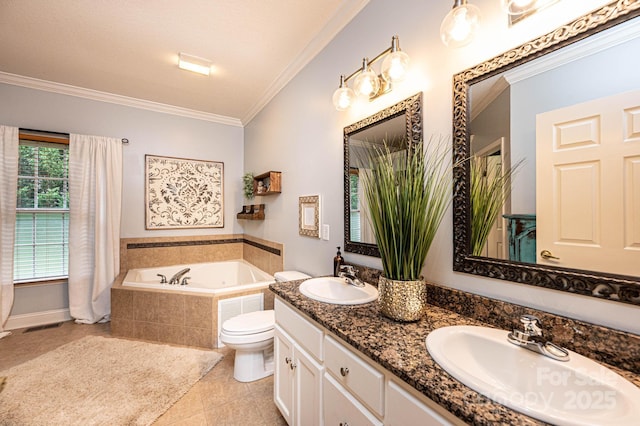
14 134 69 283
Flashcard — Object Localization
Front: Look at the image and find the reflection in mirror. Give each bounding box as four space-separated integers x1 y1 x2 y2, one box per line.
453 2 640 306
344 93 422 257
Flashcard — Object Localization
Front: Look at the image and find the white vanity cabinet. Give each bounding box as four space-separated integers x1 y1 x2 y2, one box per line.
274 297 460 426
274 299 324 426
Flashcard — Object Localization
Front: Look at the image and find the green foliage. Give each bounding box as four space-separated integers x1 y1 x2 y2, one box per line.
349 174 359 210
362 137 454 281
243 172 254 200
470 156 522 256
17 144 69 209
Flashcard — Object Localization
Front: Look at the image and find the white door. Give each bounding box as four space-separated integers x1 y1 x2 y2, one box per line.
474 138 509 260
536 89 640 276
294 344 323 426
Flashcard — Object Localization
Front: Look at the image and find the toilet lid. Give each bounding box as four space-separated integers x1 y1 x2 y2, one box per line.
222 310 275 335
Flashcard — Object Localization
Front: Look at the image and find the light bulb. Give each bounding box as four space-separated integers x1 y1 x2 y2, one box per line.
381 49 410 82
501 0 538 15
353 59 381 98
332 76 356 111
440 1 481 48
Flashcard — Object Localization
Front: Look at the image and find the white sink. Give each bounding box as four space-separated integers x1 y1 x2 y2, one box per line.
299 277 378 305
426 325 640 426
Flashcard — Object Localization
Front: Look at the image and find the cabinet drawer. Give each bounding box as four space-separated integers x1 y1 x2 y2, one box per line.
385 380 453 425
323 373 382 426
324 335 384 417
275 298 323 361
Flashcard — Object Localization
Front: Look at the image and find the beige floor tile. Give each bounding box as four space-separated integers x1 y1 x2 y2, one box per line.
204 399 265 426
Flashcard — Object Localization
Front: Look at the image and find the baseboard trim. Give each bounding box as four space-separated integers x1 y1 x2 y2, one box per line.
6 309 72 331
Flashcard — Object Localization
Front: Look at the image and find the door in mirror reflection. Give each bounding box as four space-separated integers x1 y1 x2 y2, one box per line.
536 89 640 276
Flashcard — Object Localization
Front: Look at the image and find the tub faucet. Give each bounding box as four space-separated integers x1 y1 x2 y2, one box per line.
169 268 191 285
507 314 570 361
338 265 365 287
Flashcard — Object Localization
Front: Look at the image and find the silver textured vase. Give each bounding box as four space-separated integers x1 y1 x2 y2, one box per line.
378 276 427 322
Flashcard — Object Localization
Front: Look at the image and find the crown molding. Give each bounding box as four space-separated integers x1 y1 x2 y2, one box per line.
0 71 243 127
241 0 370 124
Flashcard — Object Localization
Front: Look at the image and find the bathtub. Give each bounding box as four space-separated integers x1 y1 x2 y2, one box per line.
122 259 274 295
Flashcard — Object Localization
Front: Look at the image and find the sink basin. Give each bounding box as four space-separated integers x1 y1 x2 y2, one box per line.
426 325 640 426
298 277 378 305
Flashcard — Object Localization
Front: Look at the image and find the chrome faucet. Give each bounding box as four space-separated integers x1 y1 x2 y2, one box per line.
168 268 191 285
338 265 365 287
507 314 570 361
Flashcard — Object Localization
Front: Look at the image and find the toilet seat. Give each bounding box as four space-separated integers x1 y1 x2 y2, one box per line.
221 310 275 336
219 328 274 345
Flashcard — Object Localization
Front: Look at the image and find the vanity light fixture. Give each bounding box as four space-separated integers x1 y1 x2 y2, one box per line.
440 0 481 48
332 35 410 111
178 52 212 76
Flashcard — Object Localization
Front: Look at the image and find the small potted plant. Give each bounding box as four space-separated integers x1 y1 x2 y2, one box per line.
362 137 454 321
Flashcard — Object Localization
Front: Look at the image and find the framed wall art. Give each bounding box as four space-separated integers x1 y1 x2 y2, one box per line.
145 155 224 229
299 195 320 238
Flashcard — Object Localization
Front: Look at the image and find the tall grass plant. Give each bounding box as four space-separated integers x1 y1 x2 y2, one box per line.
362 137 453 281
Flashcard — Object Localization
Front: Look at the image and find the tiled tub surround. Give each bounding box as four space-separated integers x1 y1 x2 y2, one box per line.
120 234 283 275
270 278 640 425
112 234 282 348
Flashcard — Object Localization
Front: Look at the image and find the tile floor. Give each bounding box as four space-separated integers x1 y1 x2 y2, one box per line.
0 321 286 426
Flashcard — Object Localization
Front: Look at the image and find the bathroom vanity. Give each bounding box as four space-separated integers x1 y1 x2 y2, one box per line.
274 298 455 426
270 279 640 425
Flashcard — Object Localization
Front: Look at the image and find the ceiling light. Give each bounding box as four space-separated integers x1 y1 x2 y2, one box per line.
440 0 481 48
332 35 410 111
178 52 212 76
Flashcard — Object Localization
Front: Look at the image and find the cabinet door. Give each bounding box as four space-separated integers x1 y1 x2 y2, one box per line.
294 344 323 426
385 380 453 426
274 326 295 425
324 373 382 426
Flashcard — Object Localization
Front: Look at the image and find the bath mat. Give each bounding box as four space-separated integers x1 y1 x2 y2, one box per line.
0 335 223 425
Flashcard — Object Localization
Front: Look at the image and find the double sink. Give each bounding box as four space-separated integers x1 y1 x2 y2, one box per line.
296 276 640 425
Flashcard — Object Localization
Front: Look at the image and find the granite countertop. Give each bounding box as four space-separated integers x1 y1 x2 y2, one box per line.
270 279 640 426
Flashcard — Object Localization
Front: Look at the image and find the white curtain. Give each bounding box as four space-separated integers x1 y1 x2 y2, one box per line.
69 134 122 324
0 126 19 338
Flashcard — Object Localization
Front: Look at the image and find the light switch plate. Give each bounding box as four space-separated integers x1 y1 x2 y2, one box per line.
322 224 330 240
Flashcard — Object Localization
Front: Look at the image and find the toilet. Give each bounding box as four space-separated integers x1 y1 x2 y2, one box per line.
219 270 310 382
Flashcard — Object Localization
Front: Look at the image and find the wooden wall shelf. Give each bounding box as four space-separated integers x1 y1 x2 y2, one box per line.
237 204 265 220
253 171 281 196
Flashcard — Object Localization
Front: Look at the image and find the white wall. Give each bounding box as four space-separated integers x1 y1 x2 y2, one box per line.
0 82 245 320
244 0 640 334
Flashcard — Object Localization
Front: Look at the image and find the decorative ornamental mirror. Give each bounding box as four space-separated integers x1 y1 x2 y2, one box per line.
452 1 640 306
344 93 422 257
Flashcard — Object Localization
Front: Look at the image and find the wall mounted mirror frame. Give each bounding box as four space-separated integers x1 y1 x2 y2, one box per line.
344 92 423 257
452 1 640 306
